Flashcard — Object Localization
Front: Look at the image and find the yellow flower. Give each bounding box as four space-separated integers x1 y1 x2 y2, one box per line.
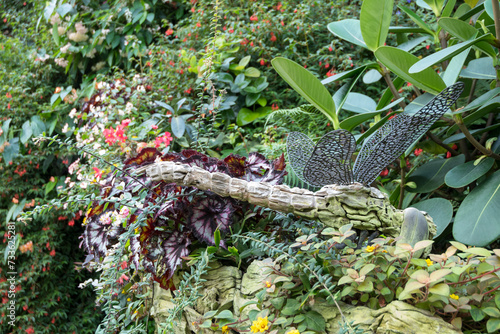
221 325 230 334
450 294 459 300
127 298 131 302
425 259 433 266
287 330 300 334
265 280 272 288
135 227 140 234
250 316 269 333
366 245 375 253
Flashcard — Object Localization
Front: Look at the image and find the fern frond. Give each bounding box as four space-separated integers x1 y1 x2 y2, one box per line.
265 104 329 135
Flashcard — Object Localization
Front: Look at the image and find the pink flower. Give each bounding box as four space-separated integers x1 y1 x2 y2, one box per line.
92 167 103 180
414 148 423 156
50 249 56 256
103 128 116 145
120 261 128 269
117 274 129 284
154 132 173 148
68 220 75 227
121 119 131 127
250 14 258 21
151 124 158 130
114 125 128 143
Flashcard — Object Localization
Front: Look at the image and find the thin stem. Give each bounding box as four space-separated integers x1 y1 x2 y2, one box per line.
426 131 459 156
453 115 500 160
447 267 500 286
492 0 500 49
398 156 405 210
380 63 407 109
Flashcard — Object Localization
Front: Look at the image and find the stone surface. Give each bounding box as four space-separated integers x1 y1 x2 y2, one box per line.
152 260 461 334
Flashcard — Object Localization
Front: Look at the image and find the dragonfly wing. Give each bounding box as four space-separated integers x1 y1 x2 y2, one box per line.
353 82 465 185
286 132 316 185
304 130 356 186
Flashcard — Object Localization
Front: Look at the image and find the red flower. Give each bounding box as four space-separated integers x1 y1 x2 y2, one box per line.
380 168 389 177
280 20 284 26
196 22 201 28
121 119 131 127
23 305 28 311
25 327 34 334
250 14 258 21
228 28 234 33
270 33 276 42
260 59 265 66
120 261 128 269
446 151 452 158
165 28 174 36
154 132 173 148
414 148 423 156
68 220 75 227
329 46 333 51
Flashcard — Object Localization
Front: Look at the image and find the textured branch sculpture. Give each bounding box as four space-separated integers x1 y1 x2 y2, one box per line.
141 161 437 238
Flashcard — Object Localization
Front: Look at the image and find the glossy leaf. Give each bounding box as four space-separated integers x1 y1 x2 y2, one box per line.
487 318 500 333
272 57 336 123
442 47 470 85
322 65 367 85
411 198 453 238
375 46 446 94
407 155 465 193
409 36 492 74
340 111 384 131
20 121 33 144
453 170 500 246
343 93 377 113
362 69 382 84
445 158 495 188
333 70 364 113
360 0 394 51
438 17 476 40
237 107 271 126
444 123 500 144
398 5 435 36
397 36 430 52
327 19 367 49
422 0 446 16
170 116 186 138
460 57 496 79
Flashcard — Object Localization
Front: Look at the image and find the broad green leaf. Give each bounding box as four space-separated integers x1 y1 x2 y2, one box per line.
411 198 453 238
3 137 20 165
239 55 251 68
363 69 382 84
429 283 450 296
407 155 466 193
375 47 446 94
215 310 233 319
360 264 376 277
487 318 500 333
56 3 73 17
342 93 377 113
360 0 394 51
20 121 33 144
442 0 457 17
438 17 476 40
464 0 480 7
484 1 499 21
340 111 383 131
305 311 326 332
327 19 367 49
398 5 435 36
409 35 493 74
322 65 367 85
170 116 186 138
445 158 495 188
333 70 365 113
30 115 46 137
455 88 500 114
470 307 486 322
236 107 271 126
453 170 500 246
357 280 374 292
483 307 500 318
397 36 430 52
272 57 336 124
244 67 260 77
460 57 496 79
422 0 446 16
444 123 500 144
442 47 470 86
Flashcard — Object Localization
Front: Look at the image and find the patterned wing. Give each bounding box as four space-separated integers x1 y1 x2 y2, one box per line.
353 82 465 185
303 130 356 186
286 132 315 185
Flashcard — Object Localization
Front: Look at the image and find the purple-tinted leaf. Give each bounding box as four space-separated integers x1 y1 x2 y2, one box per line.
246 152 271 176
224 154 247 177
262 168 287 185
188 195 235 245
160 231 191 277
129 235 141 270
81 210 124 257
124 147 161 166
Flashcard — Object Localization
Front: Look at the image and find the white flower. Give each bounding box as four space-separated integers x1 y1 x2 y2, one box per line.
58 25 66 35
50 14 61 25
68 32 88 42
60 43 72 54
55 57 69 67
86 48 97 58
74 22 88 34
68 159 80 175
62 123 69 133
69 108 77 118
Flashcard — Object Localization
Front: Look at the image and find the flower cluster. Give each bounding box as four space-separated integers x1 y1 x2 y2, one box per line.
250 316 268 333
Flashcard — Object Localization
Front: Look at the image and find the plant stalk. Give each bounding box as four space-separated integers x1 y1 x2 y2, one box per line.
453 114 500 160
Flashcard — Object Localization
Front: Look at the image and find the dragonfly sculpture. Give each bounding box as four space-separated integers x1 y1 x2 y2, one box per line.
287 82 464 187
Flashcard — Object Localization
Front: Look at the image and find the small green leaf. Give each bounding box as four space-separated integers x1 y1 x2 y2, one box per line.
171 116 186 138
239 55 251 68
357 280 374 292
244 67 260 77
460 57 496 79
429 283 450 296
215 310 233 319
483 307 500 318
470 306 485 322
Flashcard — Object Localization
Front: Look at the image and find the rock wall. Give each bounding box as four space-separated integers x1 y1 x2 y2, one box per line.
151 260 461 334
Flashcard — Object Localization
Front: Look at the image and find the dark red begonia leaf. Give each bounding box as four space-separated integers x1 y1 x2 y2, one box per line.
224 154 247 177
